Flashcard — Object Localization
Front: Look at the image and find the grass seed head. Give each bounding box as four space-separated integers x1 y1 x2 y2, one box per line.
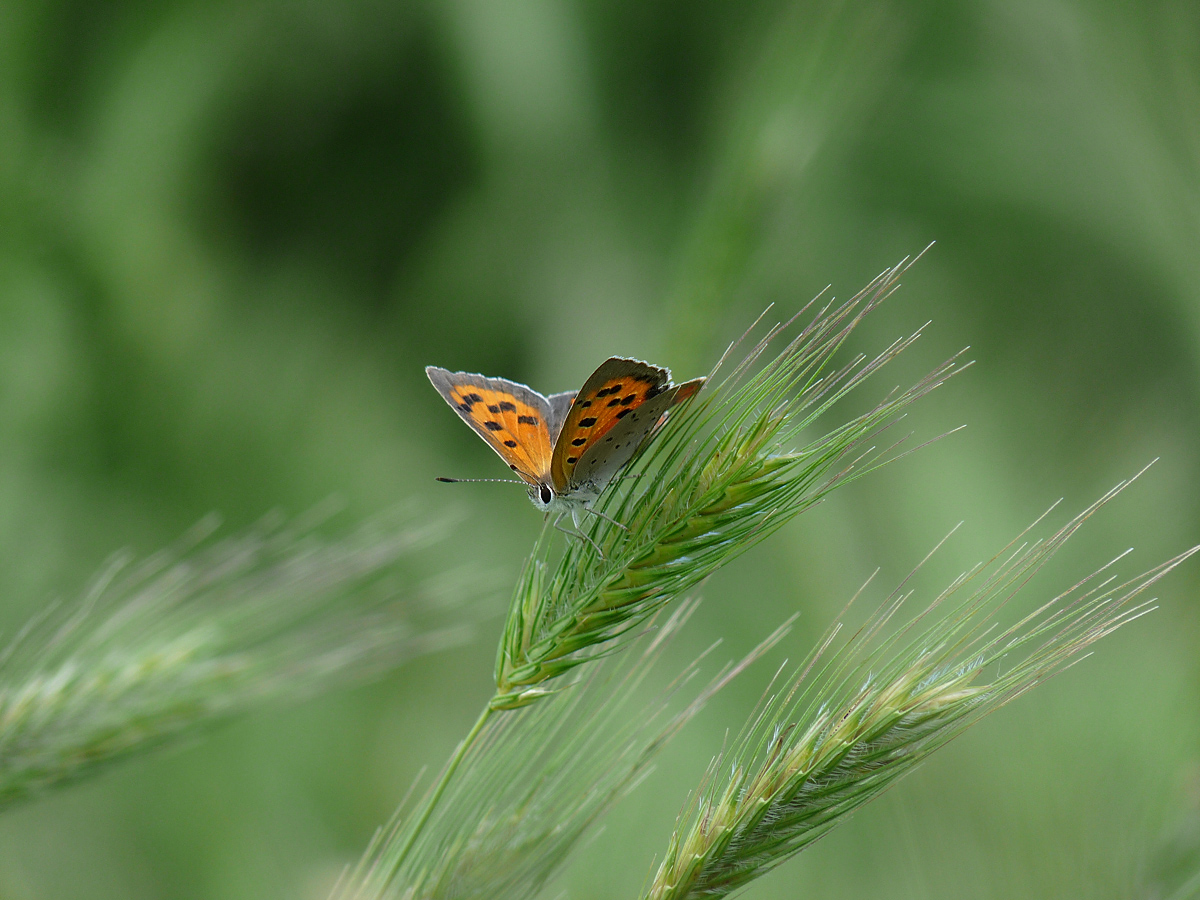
494 259 968 706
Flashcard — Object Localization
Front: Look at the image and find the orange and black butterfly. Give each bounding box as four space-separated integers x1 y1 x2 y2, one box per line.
426 358 704 517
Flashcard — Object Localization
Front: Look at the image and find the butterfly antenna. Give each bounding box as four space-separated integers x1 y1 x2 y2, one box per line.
436 476 527 484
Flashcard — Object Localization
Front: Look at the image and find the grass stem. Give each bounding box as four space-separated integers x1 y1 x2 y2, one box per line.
387 704 495 877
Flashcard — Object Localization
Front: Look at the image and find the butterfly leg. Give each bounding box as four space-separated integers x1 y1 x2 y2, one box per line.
577 505 629 532
552 513 606 559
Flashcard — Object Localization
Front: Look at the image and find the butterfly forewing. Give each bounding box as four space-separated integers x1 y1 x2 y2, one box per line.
425 367 554 485
550 358 674 492
570 377 705 491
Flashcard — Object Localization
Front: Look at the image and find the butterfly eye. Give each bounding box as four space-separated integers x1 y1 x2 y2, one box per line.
539 484 553 505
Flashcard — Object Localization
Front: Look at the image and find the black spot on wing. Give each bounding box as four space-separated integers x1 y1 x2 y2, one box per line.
517 415 539 425
504 440 518 448
484 421 502 431
571 437 586 446
579 417 597 427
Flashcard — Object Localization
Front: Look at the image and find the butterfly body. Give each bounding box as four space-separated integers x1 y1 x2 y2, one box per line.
427 358 703 514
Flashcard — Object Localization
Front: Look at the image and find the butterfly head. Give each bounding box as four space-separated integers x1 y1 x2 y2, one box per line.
526 480 599 514
529 482 557 511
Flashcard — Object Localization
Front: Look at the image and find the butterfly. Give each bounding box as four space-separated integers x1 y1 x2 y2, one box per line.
426 357 704 519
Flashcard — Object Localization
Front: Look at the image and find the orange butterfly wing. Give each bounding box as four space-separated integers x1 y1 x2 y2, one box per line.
570 377 705 491
426 367 554 485
550 358 702 492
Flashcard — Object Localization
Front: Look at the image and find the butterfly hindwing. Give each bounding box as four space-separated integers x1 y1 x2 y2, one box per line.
425 366 553 485
635 376 705 453
570 377 705 491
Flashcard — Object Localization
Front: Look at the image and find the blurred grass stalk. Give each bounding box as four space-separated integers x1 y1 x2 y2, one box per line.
0 508 474 808
336 597 795 900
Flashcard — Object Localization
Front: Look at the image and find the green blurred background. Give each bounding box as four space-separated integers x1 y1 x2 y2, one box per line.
2 0 1198 897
